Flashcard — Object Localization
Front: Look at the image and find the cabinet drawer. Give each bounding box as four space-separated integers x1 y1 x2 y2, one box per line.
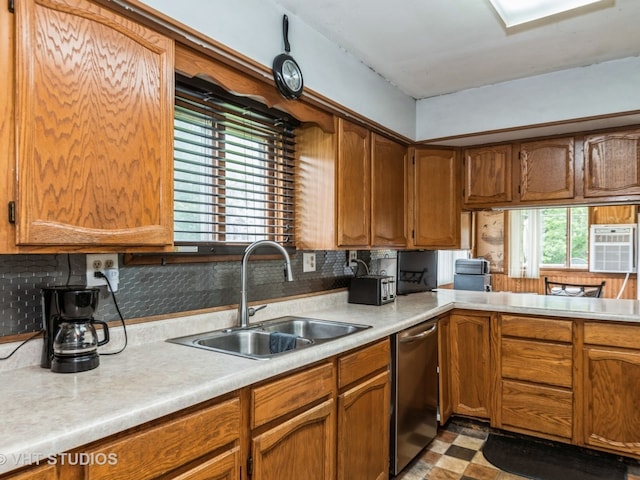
584 322 640 349
1 464 57 480
502 380 573 439
252 362 334 428
501 338 572 388
502 315 572 342
84 397 241 480
338 339 390 389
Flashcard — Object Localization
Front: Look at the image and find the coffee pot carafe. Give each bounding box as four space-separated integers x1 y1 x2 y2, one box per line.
41 287 110 373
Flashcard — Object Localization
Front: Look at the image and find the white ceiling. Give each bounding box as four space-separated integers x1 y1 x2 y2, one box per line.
270 0 640 100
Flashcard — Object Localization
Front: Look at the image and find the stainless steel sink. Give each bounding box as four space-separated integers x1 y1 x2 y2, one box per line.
262 316 370 340
195 329 312 359
167 316 370 360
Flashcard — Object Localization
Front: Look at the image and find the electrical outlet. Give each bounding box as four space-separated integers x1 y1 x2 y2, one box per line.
302 252 316 272
86 254 119 291
347 250 358 266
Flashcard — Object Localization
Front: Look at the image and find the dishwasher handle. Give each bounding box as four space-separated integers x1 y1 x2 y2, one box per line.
399 323 437 344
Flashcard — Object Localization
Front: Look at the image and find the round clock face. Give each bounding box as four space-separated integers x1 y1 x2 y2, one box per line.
273 54 304 99
282 58 302 92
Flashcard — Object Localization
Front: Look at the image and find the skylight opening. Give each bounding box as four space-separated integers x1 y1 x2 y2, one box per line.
488 0 607 27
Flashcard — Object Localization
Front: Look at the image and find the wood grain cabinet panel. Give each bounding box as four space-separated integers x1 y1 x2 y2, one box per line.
15 0 174 247
159 447 240 480
0 464 57 480
501 338 572 388
519 137 574 201
337 371 390 480
338 339 389 389
501 315 573 342
251 362 334 429
337 118 371 247
501 380 573 439
83 397 241 480
583 347 640 457
296 120 407 250
584 129 640 198
251 400 335 480
411 148 462 248
497 315 574 441
449 312 491 418
337 340 390 480
371 134 406 247
463 145 512 206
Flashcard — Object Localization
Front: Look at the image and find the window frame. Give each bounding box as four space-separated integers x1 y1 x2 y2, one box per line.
539 206 589 270
172 74 299 258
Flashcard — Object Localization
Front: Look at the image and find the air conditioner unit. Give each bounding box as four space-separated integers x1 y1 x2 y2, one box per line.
589 224 636 273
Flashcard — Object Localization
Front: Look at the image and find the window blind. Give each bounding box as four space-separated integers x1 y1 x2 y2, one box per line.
174 79 296 249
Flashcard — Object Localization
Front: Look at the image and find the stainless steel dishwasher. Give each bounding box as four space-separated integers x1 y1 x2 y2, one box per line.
390 318 438 476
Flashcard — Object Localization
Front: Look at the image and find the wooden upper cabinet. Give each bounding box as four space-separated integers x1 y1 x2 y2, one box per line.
15 0 174 247
519 138 575 202
371 134 406 247
463 145 512 206
584 129 640 198
411 148 461 248
337 118 371 247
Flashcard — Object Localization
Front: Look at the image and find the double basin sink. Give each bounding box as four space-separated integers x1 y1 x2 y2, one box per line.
168 316 371 360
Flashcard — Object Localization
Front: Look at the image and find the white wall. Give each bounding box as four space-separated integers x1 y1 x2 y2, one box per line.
139 0 416 139
137 1 640 142
416 56 640 142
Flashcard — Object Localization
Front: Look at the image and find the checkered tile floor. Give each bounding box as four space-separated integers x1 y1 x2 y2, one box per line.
393 419 640 480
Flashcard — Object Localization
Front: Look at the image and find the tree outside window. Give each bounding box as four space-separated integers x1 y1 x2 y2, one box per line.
540 207 588 269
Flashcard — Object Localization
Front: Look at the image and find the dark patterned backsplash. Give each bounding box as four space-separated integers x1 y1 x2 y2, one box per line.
0 251 370 337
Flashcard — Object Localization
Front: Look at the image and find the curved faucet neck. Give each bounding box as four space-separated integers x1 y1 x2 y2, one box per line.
238 240 293 328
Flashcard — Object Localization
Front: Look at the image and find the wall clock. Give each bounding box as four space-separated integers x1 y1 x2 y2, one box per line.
272 15 304 99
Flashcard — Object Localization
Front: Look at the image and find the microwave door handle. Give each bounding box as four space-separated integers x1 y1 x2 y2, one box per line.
399 324 437 344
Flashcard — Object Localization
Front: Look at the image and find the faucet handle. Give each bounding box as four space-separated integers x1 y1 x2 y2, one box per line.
248 304 268 317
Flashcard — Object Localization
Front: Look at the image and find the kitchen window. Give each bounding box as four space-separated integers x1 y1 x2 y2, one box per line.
509 206 588 277
540 206 588 269
173 75 297 254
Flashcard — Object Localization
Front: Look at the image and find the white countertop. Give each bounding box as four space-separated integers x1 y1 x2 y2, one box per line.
0 289 639 474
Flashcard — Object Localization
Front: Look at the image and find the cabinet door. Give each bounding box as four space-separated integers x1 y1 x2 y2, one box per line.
463 145 512 206
520 138 574 201
15 0 174 246
251 399 335 480
337 119 370 247
162 448 240 480
412 148 461 248
584 130 640 198
371 134 406 247
449 313 491 418
337 371 390 480
583 347 640 456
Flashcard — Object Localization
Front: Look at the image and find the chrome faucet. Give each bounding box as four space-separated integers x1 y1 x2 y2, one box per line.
237 240 294 328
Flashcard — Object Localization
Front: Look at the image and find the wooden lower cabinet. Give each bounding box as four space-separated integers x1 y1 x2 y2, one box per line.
337 340 390 480
501 380 573 439
251 400 335 480
582 322 640 457
161 448 240 480
449 312 491 418
497 315 574 441
82 396 242 480
250 362 335 479
0 464 57 480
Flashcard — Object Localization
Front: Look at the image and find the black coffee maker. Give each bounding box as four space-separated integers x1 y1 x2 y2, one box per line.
41 286 110 373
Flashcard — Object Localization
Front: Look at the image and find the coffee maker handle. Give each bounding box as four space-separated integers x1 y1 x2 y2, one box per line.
92 320 110 347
